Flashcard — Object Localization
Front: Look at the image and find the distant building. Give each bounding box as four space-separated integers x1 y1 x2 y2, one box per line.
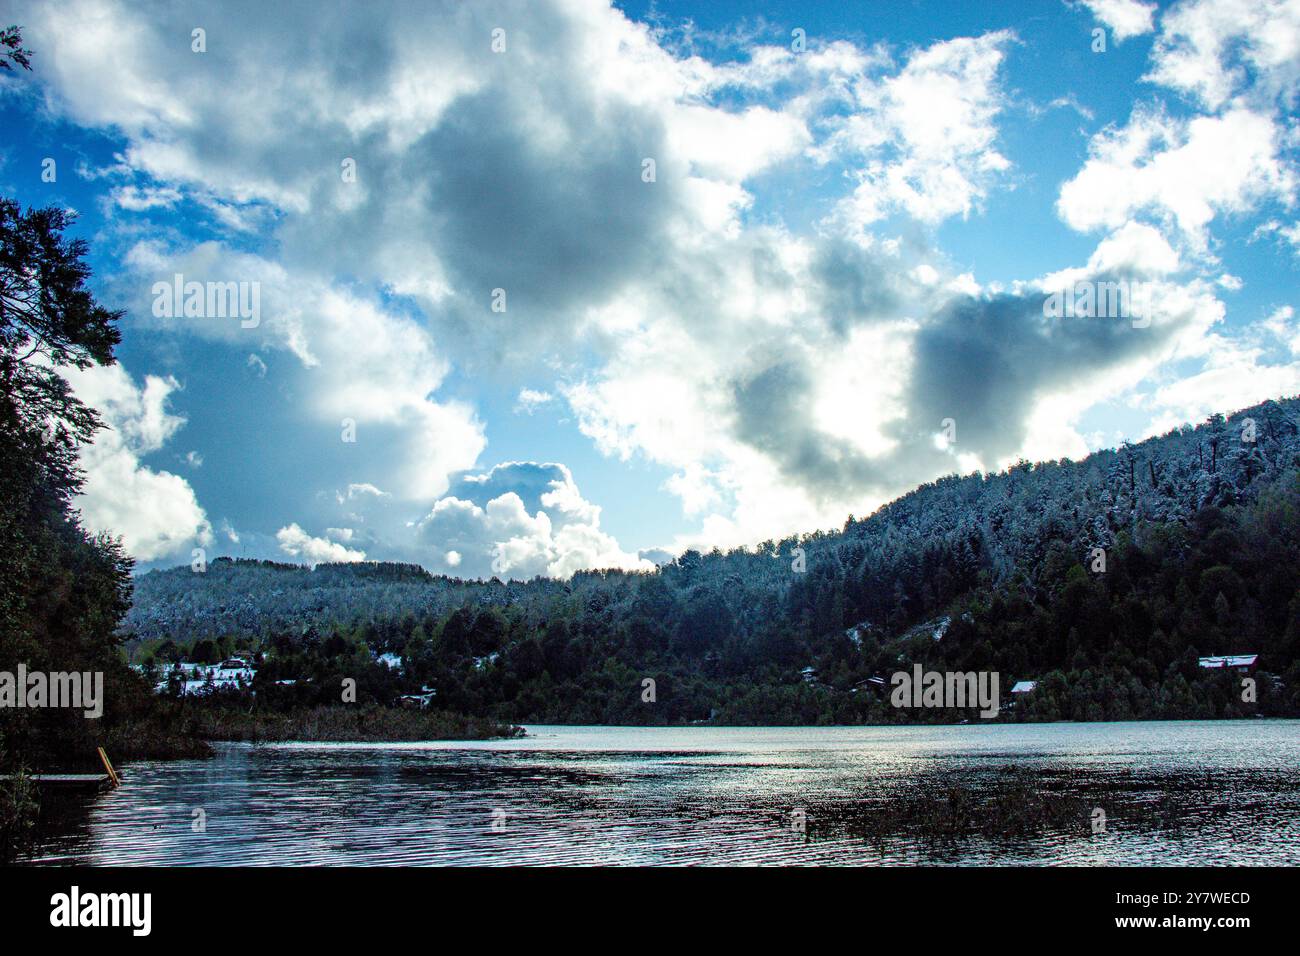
399 686 437 709
800 666 817 685
850 676 887 694
1010 680 1038 695
155 659 256 695
1198 654 1258 672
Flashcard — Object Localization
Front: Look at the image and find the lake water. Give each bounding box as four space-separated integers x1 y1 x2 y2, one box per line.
23 720 1300 865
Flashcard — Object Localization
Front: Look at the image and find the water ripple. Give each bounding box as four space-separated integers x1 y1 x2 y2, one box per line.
21 720 1300 866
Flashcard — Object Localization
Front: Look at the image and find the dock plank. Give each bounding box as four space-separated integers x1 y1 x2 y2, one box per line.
0 773 112 792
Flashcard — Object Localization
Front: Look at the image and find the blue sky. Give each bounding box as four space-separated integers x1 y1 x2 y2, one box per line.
1 0 1298 578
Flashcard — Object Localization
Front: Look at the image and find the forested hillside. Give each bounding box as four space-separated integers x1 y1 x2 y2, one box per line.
127 396 1300 724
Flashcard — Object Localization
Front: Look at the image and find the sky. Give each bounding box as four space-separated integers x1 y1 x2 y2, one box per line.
0 0 1298 579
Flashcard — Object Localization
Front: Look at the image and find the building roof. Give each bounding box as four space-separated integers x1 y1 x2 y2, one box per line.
1198 654 1258 668
1010 680 1038 693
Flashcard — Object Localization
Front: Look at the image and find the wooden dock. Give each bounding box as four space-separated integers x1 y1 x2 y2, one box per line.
0 749 120 794
0 773 112 793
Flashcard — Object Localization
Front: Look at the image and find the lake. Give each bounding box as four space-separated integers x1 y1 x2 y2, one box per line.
22 720 1300 865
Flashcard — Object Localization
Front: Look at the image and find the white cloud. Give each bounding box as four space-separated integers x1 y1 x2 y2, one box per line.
17 1 1020 561
1057 107 1295 244
824 31 1015 227
110 183 181 210
1253 219 1300 258
1263 304 1300 353
1088 220 1183 276
342 483 390 501
121 240 487 501
19 0 1300 568
1040 220 1182 290
1131 298 1300 436
514 388 554 415
276 523 366 565
1142 346 1300 433
62 363 211 561
1145 0 1300 110
416 463 651 580
1081 0 1157 42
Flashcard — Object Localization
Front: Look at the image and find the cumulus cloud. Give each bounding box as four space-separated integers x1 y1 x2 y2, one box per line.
1061 0 1300 260
18 0 1037 553
1081 0 1157 42
1145 0 1300 110
341 483 390 502
1140 344 1300 435
1040 221 1182 288
62 363 211 561
276 523 366 565
1057 107 1295 244
563 223 1221 551
821 31 1016 227
415 462 651 579
119 239 487 501
16 0 1300 568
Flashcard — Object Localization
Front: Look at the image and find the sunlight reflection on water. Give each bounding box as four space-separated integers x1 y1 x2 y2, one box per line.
23 720 1300 866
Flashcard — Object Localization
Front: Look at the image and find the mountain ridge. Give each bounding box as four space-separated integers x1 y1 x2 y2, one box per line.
121 394 1300 725
126 392 1300 633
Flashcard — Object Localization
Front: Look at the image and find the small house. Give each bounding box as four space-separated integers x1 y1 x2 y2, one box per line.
850 675 887 695
399 688 437 709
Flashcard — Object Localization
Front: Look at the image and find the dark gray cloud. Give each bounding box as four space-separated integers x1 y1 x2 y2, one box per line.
727 283 1197 504
732 357 889 498
810 238 912 336
904 288 1185 462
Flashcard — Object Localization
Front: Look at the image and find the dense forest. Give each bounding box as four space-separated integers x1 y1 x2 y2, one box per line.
128 394 1300 725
